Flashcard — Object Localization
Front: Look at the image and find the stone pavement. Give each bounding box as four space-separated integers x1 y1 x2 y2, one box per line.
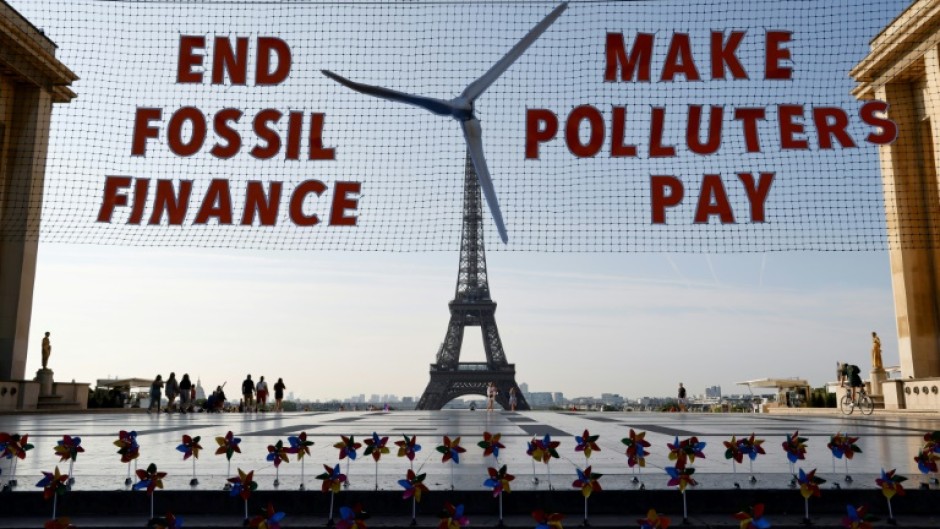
0 410 938 527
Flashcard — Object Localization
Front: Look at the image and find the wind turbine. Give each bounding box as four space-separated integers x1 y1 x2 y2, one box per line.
322 2 568 243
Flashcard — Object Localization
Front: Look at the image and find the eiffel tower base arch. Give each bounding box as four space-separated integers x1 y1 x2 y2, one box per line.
417 364 529 410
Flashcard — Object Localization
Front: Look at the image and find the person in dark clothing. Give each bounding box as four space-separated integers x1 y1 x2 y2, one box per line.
839 362 864 401
178 374 193 413
677 382 688 412
273 378 286 412
241 375 255 412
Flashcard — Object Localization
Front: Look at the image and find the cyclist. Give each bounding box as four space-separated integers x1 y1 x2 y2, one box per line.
839 362 864 401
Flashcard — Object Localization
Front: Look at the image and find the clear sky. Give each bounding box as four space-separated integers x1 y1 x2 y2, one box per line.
13 0 908 401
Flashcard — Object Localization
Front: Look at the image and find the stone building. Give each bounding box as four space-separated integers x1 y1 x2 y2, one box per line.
851 0 940 410
0 1 82 411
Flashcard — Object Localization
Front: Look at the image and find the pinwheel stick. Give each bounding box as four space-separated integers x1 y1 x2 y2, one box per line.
52 491 58 519
583 496 589 526
547 461 553 490
225 460 232 489
150 492 155 519
749 459 756 482
346 459 351 487
244 498 248 522
681 490 688 524
531 457 538 483
498 492 504 527
450 463 455 491
328 490 335 526
844 458 850 481
126 462 132 486
68 460 75 484
803 497 810 524
192 458 197 482
301 458 306 490
411 496 417 526
374 460 379 490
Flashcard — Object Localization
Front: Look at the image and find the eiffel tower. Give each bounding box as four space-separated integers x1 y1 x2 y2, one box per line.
416 154 529 411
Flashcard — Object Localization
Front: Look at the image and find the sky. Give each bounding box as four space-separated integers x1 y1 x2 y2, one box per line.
11 0 910 401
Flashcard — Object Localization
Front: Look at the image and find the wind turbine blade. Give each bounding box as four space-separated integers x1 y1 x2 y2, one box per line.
322 70 455 116
461 118 508 243
460 2 568 101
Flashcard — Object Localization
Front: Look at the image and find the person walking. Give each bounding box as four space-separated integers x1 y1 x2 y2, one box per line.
148 374 164 415
165 372 179 412
241 374 255 413
178 373 193 414
677 382 687 412
273 377 286 412
486 382 497 412
508 386 518 411
256 376 269 412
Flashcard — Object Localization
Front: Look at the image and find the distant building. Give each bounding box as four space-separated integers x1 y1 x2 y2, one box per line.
705 386 722 399
553 392 565 405
519 382 529 395
195 378 206 401
527 392 554 408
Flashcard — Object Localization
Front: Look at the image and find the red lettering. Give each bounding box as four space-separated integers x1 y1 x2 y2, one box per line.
97 176 132 222
131 108 162 156
812 107 855 149
286 112 304 161
565 105 605 158
289 180 327 226
210 108 243 159
194 179 233 224
694 174 734 223
662 33 700 81
733 108 766 153
241 181 283 226
177 36 205 83
308 113 336 160
605 33 654 82
128 178 150 224
149 180 193 225
711 31 747 80
525 109 559 159
765 31 792 80
611 106 637 157
250 109 283 159
649 108 676 157
650 175 684 223
778 105 808 149
167 107 207 157
330 181 361 226
687 105 723 155
738 172 774 222
860 100 898 145
256 37 292 85
211 36 249 85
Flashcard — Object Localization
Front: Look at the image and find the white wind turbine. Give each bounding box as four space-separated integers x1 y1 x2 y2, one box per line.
322 3 568 243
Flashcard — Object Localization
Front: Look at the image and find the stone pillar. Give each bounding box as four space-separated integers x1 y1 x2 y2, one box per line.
869 368 887 396
35 368 53 396
0 84 52 382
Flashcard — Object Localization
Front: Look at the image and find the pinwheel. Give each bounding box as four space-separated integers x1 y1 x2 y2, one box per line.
667 436 706 470
796 467 826 524
828 432 862 481
574 429 600 467
484 465 515 526
1 432 34 487
113 430 140 486
526 437 542 484
478 432 506 461
44 517 76 529
915 431 940 482
876 468 907 522
665 466 697 523
134 463 167 519
572 466 602 525
288 432 314 490
738 433 766 482
337 504 369 529
621 429 651 485
36 466 69 520
398 469 429 525
637 509 670 529
228 468 258 521
732 503 770 529
532 509 563 529
176 434 202 485
53 435 83 485
723 435 744 486
436 436 466 490
363 432 389 490
842 504 874 529
215 431 242 489
249 502 286 529
335 435 362 487
532 434 560 489
316 463 347 524
394 435 421 469
782 431 808 477
147 512 182 529
439 502 469 529
266 439 290 487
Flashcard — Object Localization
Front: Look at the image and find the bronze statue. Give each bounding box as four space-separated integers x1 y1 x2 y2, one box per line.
41 331 51 369
871 331 883 371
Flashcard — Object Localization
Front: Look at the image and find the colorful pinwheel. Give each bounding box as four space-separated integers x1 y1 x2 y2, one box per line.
437 435 466 490
215 431 242 460
249 502 285 529
724 435 744 464
572 466 602 498
621 429 651 468
797 467 825 499
782 431 807 463
667 436 706 469
44 518 76 529
134 463 167 495
0 432 33 460
363 432 389 462
439 503 470 529
288 432 314 490
337 504 369 529
877 468 907 522
335 435 362 461
533 509 564 529
316 464 347 493
532 434 560 464
147 512 182 529
478 432 506 459
915 431 940 476
733 504 770 529
229 468 259 521
637 509 670 529
267 439 290 486
398 469 429 502
574 429 600 461
485 465 515 496
113 430 140 485
842 504 874 529
394 435 421 466
53 435 84 463
37 466 69 501
665 466 697 492
739 434 766 461
827 433 862 460
177 435 202 461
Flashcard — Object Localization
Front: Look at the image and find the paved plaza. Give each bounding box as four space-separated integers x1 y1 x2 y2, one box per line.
1 410 939 528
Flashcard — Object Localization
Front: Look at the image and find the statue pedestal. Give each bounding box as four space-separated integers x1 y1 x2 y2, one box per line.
869 368 887 396
35 368 54 396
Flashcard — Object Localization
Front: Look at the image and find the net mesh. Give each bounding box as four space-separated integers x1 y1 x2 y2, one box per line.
2 0 937 252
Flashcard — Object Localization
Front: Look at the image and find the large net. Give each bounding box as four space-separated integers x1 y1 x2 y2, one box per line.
3 0 937 251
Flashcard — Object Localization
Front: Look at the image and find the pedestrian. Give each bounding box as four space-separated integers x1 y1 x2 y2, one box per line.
256 376 268 412
178 373 193 414
148 374 163 415
165 372 179 412
677 382 687 412
486 382 497 412
508 386 518 411
241 374 255 413
273 377 286 412
839 361 864 402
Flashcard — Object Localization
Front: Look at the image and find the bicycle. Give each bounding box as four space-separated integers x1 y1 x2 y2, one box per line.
840 386 874 415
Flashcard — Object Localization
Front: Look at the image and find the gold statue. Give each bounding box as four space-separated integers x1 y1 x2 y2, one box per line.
41 331 51 369
871 331 883 371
